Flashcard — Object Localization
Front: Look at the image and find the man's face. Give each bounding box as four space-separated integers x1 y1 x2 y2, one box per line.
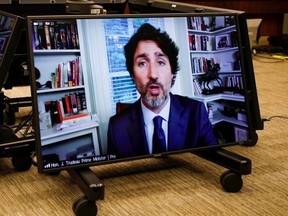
133 40 173 111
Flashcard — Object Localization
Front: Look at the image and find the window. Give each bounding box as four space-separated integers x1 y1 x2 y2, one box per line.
77 17 167 150
103 18 165 114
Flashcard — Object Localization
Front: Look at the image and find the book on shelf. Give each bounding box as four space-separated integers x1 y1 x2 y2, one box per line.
33 21 45 49
32 20 79 50
70 23 78 49
49 100 61 126
75 92 84 111
224 16 236 27
191 56 217 74
188 34 214 51
223 75 243 90
79 91 87 110
59 23 67 49
61 112 91 127
193 78 203 95
50 56 82 89
69 92 78 114
187 16 215 31
44 22 52 50
40 91 88 129
187 16 234 32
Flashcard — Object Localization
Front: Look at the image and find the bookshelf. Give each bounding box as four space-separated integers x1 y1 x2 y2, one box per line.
32 19 101 159
186 15 248 137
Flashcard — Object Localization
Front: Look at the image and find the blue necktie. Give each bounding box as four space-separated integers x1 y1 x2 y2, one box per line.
153 116 166 153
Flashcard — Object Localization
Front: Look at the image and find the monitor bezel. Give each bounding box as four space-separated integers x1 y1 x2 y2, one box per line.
0 10 25 90
26 12 259 173
127 0 244 14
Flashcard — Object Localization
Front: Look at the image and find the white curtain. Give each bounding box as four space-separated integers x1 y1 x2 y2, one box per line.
77 19 113 154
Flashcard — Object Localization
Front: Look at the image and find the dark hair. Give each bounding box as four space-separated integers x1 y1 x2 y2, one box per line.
124 23 180 86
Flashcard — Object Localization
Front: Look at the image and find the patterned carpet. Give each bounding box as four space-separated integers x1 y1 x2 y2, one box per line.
0 54 288 215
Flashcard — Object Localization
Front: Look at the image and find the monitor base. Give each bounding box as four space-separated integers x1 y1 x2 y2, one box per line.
67 167 105 216
194 147 252 192
68 147 252 215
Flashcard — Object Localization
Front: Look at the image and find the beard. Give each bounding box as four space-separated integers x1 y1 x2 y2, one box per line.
139 79 169 109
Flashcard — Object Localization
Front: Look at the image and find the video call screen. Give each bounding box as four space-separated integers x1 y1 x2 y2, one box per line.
27 13 253 172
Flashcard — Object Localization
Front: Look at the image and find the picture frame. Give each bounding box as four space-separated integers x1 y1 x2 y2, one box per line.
234 126 249 142
215 33 231 50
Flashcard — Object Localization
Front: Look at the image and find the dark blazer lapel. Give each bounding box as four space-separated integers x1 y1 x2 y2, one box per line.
168 94 188 151
126 100 149 155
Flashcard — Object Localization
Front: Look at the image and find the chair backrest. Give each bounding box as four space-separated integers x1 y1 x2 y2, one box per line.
116 102 132 113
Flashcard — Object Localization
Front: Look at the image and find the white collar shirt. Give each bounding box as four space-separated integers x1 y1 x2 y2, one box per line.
141 97 170 154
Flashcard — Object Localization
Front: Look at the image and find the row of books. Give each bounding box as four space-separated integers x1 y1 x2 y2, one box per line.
188 34 214 52
189 31 238 52
43 91 88 127
193 78 203 95
50 56 83 89
193 75 244 95
191 57 217 74
187 16 214 32
223 75 244 90
32 21 80 50
187 16 236 32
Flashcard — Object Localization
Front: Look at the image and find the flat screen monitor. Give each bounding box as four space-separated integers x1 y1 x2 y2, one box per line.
0 1 127 16
27 12 261 173
0 10 25 90
127 0 242 14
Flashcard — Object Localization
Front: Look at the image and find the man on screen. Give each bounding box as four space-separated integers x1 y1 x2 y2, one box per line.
108 23 218 159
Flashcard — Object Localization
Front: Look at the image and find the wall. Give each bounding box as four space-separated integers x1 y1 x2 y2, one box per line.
178 0 288 37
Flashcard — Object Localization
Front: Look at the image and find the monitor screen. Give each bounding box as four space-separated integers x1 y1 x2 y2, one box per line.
0 10 25 89
27 12 258 173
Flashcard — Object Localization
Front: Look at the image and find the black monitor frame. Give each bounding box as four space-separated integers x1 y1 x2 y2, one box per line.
26 11 261 174
0 10 25 90
127 0 242 14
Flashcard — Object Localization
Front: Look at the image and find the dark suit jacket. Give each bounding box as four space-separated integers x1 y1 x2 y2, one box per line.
108 93 218 159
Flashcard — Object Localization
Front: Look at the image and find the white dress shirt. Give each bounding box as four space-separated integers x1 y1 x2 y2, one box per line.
141 97 170 154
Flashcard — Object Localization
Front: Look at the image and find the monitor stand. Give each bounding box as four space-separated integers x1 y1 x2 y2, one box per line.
67 167 105 216
0 91 4 125
67 147 251 216
0 91 34 171
194 148 252 193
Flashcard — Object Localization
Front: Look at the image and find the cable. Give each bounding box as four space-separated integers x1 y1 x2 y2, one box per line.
262 115 288 122
252 53 286 63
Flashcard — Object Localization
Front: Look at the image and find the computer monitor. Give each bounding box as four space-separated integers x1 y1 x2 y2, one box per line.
127 0 241 14
27 11 262 173
0 0 127 16
0 10 25 90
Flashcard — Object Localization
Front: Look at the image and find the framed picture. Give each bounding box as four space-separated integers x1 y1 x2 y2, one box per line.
215 33 231 49
234 126 249 142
